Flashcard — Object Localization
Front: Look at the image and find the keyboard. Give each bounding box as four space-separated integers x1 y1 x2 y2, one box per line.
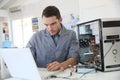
5 78 26 80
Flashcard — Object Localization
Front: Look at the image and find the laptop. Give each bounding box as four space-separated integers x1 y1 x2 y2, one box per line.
0 48 42 80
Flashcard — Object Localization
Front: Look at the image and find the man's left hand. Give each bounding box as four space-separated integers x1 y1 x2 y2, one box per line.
47 61 64 71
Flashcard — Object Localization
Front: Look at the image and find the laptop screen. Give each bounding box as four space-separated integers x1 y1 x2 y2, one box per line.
0 48 41 80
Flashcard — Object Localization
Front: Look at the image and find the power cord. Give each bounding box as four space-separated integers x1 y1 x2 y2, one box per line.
79 69 95 79
45 72 72 80
49 75 71 79
104 40 114 58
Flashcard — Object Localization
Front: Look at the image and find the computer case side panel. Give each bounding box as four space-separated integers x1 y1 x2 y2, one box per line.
102 19 120 71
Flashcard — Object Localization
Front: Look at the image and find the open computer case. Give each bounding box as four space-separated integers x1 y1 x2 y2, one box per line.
76 18 120 71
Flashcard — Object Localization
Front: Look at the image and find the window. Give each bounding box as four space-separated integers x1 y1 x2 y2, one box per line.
12 17 33 48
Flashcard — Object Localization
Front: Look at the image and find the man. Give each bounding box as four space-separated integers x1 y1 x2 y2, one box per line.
26 5 79 71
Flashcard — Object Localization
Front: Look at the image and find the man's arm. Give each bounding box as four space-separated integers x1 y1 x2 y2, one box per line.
47 57 77 71
61 57 77 70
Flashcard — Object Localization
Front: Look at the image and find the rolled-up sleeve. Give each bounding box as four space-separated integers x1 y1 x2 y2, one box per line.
68 31 80 61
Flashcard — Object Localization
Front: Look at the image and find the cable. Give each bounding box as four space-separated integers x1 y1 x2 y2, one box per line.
46 74 71 80
79 69 95 79
51 75 70 79
104 41 114 58
45 70 72 80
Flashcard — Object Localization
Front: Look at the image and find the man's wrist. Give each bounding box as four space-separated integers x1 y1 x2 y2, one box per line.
60 66 64 71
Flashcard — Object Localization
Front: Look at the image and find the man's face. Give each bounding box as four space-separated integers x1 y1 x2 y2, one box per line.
43 16 62 36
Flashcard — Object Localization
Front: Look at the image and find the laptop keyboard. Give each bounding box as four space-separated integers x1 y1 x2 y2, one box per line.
5 78 27 80
39 68 60 78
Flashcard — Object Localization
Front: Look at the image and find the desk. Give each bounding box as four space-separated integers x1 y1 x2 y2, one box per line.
2 68 120 80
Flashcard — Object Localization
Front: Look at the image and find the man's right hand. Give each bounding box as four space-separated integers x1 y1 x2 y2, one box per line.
47 61 64 71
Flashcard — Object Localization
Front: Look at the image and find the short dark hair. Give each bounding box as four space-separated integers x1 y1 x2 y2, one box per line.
42 6 61 19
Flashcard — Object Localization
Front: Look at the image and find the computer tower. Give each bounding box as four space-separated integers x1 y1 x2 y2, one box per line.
77 18 120 71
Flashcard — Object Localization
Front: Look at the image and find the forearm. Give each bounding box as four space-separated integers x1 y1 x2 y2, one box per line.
47 58 77 71
60 57 77 70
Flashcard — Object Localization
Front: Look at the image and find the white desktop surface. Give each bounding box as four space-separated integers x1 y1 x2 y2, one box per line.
2 68 120 80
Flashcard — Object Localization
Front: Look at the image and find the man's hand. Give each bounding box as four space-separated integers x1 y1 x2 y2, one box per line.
47 58 77 71
47 61 64 71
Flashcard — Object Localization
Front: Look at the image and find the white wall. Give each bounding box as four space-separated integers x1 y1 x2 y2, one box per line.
79 0 120 23
0 9 9 17
8 0 80 30
9 0 79 19
8 0 120 24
